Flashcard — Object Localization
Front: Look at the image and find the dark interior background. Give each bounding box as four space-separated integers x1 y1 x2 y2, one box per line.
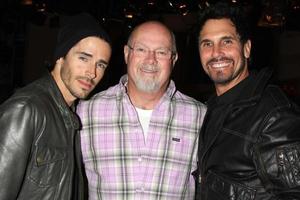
1 0 300 104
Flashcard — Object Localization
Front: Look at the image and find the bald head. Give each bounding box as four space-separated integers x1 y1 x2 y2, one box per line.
127 21 177 53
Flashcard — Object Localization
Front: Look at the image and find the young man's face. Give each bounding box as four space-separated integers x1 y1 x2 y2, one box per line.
198 18 251 95
55 36 111 103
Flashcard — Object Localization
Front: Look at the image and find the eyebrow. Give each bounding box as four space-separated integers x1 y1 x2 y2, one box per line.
133 42 171 50
221 35 236 40
76 51 93 57
199 38 211 44
77 51 109 65
199 35 236 44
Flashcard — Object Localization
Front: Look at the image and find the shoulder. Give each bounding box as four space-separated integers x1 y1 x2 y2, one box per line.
1 80 57 116
170 90 207 120
262 84 298 111
1 91 45 118
258 85 300 136
172 90 207 109
0 89 46 137
77 84 121 113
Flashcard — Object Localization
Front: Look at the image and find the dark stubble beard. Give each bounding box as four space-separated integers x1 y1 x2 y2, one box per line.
60 65 94 100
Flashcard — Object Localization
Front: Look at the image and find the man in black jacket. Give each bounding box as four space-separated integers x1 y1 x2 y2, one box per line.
0 13 111 200
196 1 300 199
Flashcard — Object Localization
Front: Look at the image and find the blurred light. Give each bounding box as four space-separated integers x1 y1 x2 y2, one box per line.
178 3 189 16
258 13 286 27
168 0 174 8
293 5 300 9
35 3 46 12
258 0 286 27
167 1 189 16
21 0 33 5
123 3 137 19
266 15 272 22
291 0 300 10
147 0 155 6
125 14 134 19
197 0 209 10
179 4 187 9
101 17 106 23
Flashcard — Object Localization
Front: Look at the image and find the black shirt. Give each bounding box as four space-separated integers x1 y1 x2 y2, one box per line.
200 73 255 168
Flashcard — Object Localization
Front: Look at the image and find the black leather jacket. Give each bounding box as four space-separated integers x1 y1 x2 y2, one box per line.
196 68 300 200
0 73 86 200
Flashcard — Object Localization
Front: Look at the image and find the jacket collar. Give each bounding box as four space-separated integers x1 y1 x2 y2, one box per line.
238 67 272 101
199 68 273 169
39 71 80 129
208 67 273 107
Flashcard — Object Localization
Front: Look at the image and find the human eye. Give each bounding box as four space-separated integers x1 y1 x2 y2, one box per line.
96 62 107 69
135 47 147 54
78 55 89 62
201 41 212 48
223 38 233 46
156 49 168 56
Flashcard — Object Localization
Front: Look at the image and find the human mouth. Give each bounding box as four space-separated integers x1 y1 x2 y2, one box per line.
210 61 230 68
208 58 232 69
140 65 159 73
78 79 93 90
142 68 158 73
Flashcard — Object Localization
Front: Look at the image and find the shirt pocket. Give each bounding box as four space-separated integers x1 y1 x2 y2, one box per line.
29 146 67 186
164 131 197 187
168 131 196 161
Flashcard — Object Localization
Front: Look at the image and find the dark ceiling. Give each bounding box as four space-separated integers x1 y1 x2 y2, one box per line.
2 0 300 30
1 0 300 103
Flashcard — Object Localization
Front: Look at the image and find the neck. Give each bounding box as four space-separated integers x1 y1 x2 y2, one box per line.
127 87 165 110
51 71 74 107
215 69 249 96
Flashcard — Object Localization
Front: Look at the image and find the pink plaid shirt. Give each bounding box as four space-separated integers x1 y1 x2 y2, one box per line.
77 75 206 200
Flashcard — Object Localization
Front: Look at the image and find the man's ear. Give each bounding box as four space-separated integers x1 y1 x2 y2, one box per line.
172 53 178 67
52 57 64 74
124 45 129 64
244 40 251 59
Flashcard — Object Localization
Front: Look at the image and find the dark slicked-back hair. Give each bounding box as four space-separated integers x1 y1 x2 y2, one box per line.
198 0 253 44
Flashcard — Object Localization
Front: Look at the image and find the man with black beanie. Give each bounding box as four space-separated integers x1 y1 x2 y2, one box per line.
0 12 112 200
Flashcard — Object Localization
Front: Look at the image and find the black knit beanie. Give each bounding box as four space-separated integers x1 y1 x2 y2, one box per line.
53 12 111 61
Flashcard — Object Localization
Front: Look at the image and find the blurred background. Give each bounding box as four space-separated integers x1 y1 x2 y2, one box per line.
1 0 300 104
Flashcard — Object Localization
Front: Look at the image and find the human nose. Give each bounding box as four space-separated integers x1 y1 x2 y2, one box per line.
211 44 224 58
86 64 97 79
145 50 157 62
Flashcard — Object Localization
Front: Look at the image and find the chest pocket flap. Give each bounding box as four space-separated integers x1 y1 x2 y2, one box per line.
29 146 67 186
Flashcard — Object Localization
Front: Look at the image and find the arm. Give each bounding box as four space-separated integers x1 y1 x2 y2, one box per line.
0 98 35 200
254 105 300 199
